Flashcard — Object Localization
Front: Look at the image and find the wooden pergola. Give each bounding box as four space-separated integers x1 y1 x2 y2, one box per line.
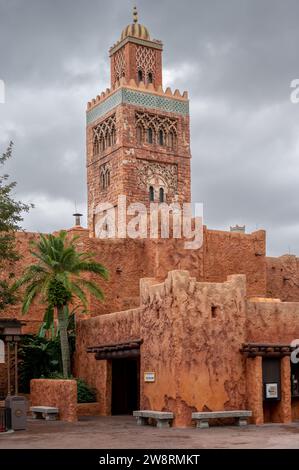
0 319 25 397
240 343 294 358
87 339 143 360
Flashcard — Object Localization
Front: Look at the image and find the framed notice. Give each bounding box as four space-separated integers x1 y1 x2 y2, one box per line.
265 383 278 399
144 372 155 383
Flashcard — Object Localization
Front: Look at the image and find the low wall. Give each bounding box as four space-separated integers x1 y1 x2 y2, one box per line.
75 308 141 415
30 379 77 422
77 402 101 417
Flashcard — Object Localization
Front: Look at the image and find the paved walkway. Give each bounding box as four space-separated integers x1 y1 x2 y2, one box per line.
0 416 299 449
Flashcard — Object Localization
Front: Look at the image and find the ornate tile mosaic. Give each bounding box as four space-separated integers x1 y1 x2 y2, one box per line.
87 88 189 125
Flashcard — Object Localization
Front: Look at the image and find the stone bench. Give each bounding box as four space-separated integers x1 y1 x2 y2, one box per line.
30 406 59 421
133 410 174 428
192 410 252 429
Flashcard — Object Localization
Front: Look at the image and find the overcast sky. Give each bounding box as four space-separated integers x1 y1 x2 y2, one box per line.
0 0 299 256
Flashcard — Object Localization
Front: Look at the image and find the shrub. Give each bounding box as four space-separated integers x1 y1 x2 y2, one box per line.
76 378 97 404
49 373 97 403
18 335 62 393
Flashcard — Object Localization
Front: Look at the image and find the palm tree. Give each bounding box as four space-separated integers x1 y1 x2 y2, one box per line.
15 231 108 377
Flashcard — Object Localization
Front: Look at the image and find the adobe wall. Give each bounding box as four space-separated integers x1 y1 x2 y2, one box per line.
80 235 146 316
0 225 281 335
245 299 299 425
246 299 299 343
0 231 46 334
74 307 141 415
203 228 267 298
75 269 299 427
266 255 299 302
139 271 248 427
75 271 248 426
84 226 268 318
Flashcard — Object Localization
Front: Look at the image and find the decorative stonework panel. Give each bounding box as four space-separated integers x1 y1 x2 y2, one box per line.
135 111 177 133
93 114 116 155
114 49 126 81
136 46 156 82
136 160 178 196
135 111 178 148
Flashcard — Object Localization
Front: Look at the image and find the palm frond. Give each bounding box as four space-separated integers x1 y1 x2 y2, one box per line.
22 283 42 314
78 279 105 301
72 262 109 280
16 230 108 317
69 282 88 308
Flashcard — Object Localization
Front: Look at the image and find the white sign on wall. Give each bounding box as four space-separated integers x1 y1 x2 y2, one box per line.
0 340 5 364
144 372 155 383
265 383 278 399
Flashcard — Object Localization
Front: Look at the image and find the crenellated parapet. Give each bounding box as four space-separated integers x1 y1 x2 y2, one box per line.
86 77 189 125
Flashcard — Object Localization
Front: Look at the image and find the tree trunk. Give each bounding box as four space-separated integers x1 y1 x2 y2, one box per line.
57 306 71 378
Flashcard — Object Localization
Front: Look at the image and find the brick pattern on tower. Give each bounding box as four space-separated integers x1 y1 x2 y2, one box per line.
87 13 191 235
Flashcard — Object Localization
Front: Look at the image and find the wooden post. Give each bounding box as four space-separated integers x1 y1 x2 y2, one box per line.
7 342 11 397
278 356 292 423
14 342 18 396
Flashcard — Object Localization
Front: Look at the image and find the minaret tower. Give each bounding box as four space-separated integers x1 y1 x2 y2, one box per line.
86 7 191 235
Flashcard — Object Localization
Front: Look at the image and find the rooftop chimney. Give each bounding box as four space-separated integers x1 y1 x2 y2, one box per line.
73 213 83 227
230 225 246 233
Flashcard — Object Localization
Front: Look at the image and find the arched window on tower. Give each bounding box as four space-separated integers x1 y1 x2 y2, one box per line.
169 131 176 151
159 188 165 203
148 72 153 84
111 128 116 145
137 126 143 144
101 172 105 189
138 70 143 83
149 186 155 202
93 114 116 155
147 128 154 144
93 137 99 156
159 130 164 146
100 166 111 190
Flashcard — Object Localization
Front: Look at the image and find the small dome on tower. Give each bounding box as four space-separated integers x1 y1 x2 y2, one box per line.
121 6 150 41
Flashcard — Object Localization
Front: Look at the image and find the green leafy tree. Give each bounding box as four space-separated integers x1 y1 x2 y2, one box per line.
0 142 32 309
15 231 108 377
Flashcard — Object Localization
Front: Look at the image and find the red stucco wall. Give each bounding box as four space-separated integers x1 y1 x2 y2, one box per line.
266 255 299 302
30 379 77 422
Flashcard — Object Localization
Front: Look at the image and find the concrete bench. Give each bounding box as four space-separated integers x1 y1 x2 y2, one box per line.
192 410 252 429
133 410 174 428
30 406 59 421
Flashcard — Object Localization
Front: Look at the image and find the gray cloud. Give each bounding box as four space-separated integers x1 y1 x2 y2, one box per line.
0 0 299 255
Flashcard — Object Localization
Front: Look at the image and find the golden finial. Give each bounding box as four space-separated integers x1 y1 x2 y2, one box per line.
133 6 138 24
